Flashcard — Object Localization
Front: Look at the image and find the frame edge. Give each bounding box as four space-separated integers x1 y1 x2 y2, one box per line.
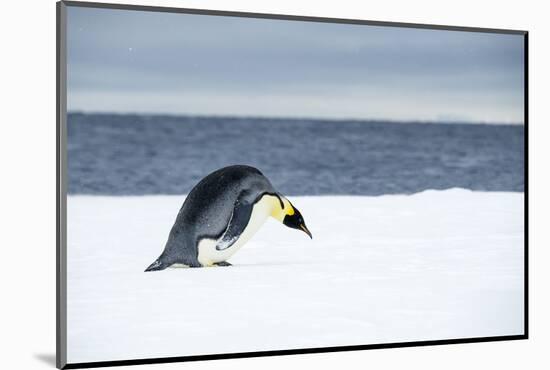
57 1 68 369
523 32 529 339
61 0 527 35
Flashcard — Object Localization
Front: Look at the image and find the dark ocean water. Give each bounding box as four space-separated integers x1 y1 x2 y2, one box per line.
67 113 524 195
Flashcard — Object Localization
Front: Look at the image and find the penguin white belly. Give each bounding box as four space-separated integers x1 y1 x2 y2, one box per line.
197 195 275 266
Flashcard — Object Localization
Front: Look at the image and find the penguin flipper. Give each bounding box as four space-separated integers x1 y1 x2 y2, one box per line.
216 199 253 251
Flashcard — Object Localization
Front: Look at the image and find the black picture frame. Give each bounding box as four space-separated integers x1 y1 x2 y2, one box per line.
56 1 529 368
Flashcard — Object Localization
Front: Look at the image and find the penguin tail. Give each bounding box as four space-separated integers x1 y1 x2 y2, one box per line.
145 257 169 272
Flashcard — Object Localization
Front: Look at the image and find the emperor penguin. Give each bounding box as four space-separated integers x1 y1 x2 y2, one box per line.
145 165 312 271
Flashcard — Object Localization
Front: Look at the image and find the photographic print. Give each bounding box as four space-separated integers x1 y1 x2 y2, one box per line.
57 1 526 368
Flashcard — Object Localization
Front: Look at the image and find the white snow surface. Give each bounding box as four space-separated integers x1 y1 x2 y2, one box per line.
67 189 524 363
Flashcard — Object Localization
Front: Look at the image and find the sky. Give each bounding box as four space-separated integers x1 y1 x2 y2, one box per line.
67 6 525 124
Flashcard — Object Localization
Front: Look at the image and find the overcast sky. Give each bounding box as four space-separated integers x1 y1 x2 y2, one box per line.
67 6 525 124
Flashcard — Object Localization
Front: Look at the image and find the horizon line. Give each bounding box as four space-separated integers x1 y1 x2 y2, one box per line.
67 110 525 127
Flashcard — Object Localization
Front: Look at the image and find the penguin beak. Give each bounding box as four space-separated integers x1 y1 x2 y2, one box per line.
299 224 313 239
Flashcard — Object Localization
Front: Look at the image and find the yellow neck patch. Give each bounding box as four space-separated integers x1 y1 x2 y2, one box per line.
264 195 294 222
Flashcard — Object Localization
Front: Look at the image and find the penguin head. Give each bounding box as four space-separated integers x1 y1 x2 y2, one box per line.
282 206 312 239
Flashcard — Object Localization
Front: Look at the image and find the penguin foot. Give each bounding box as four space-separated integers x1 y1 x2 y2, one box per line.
214 261 232 267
